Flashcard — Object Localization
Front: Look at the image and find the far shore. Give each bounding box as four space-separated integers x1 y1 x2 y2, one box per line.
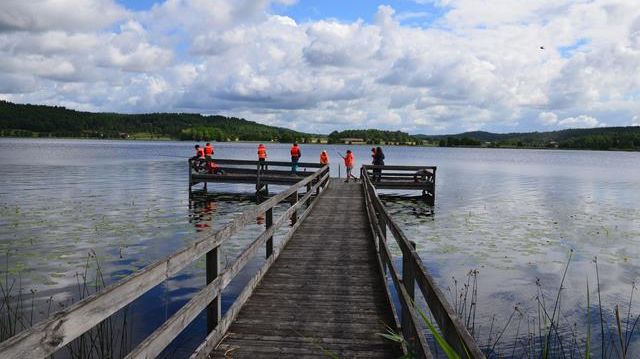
2 135 639 153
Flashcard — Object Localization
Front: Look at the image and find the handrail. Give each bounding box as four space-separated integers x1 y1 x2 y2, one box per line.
0 165 330 358
360 166 484 359
191 158 323 168
362 164 437 171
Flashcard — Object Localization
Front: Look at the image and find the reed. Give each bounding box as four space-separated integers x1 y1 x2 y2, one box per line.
0 251 132 358
380 251 640 359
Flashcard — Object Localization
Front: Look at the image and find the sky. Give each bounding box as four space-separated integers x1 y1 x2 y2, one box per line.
1 0 640 135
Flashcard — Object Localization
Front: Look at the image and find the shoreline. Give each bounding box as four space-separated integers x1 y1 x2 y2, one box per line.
1 136 638 152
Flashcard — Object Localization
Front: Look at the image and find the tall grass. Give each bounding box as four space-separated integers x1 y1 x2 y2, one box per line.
0 251 132 358
467 253 640 358
381 252 640 358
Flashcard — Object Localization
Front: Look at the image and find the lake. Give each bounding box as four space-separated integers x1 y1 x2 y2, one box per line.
1 138 639 357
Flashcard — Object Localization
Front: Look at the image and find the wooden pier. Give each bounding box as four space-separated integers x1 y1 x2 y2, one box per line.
188 159 324 194
209 180 399 358
0 161 485 359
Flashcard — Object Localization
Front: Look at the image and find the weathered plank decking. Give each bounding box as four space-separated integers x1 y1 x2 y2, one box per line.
210 180 400 358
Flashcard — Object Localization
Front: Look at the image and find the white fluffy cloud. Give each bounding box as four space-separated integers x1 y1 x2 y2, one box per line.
558 115 600 128
538 112 558 126
1 0 640 134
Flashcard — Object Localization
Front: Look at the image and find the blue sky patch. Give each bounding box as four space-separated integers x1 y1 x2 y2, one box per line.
558 38 590 58
273 0 447 27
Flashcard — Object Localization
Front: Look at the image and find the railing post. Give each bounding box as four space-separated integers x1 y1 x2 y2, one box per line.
206 247 221 333
430 168 436 206
188 159 193 195
306 183 312 206
401 241 417 354
266 207 273 258
256 163 261 192
291 191 298 225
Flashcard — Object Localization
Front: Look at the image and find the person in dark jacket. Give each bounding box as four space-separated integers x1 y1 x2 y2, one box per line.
372 147 385 182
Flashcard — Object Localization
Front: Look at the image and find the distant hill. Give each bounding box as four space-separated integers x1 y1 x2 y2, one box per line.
0 100 312 142
416 127 640 150
2 100 639 150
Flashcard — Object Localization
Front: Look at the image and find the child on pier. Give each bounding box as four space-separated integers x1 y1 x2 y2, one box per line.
340 150 357 182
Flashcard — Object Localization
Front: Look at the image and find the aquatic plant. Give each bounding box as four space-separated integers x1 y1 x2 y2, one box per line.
379 251 640 359
0 251 132 358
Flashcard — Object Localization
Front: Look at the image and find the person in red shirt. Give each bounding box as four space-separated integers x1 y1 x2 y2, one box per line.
319 150 329 165
191 144 205 172
290 143 301 175
204 143 214 159
257 144 267 170
340 150 357 182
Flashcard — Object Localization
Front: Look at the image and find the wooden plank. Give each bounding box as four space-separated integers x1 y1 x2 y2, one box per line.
190 177 327 359
205 181 400 358
206 159 324 168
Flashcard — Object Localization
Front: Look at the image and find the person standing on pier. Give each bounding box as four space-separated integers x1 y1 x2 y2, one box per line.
257 144 267 170
320 150 329 165
340 150 356 182
372 147 385 182
192 144 205 172
290 143 301 175
204 142 214 159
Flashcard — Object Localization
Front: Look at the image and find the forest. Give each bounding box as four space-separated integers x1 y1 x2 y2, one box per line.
2 100 639 150
0 100 307 142
417 127 640 150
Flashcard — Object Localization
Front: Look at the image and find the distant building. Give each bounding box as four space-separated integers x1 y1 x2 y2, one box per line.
340 137 367 145
309 137 328 144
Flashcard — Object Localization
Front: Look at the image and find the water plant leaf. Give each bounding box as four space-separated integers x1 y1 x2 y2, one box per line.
415 305 462 359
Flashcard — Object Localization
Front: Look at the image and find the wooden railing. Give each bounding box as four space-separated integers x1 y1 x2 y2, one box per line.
362 165 436 205
361 167 484 359
188 158 323 191
0 165 330 358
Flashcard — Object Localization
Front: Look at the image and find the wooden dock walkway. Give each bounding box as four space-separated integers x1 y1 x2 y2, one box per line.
0 162 485 359
210 180 399 358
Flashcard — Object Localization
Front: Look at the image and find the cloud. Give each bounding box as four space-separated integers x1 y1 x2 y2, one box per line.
558 115 600 128
632 115 640 126
0 0 640 134
538 112 558 126
0 0 127 32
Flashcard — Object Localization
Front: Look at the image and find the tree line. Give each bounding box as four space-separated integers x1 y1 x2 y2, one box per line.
418 127 640 151
0 100 309 142
327 129 417 144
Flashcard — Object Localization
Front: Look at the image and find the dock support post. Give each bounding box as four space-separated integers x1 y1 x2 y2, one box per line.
306 183 312 207
206 247 221 333
401 241 417 354
266 208 273 258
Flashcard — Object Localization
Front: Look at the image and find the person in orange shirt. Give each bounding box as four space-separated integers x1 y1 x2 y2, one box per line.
319 150 329 165
340 150 357 182
290 143 301 174
204 142 214 159
257 144 267 170
191 144 205 172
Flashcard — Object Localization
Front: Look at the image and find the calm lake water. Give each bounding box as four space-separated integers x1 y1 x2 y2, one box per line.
1 138 639 357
